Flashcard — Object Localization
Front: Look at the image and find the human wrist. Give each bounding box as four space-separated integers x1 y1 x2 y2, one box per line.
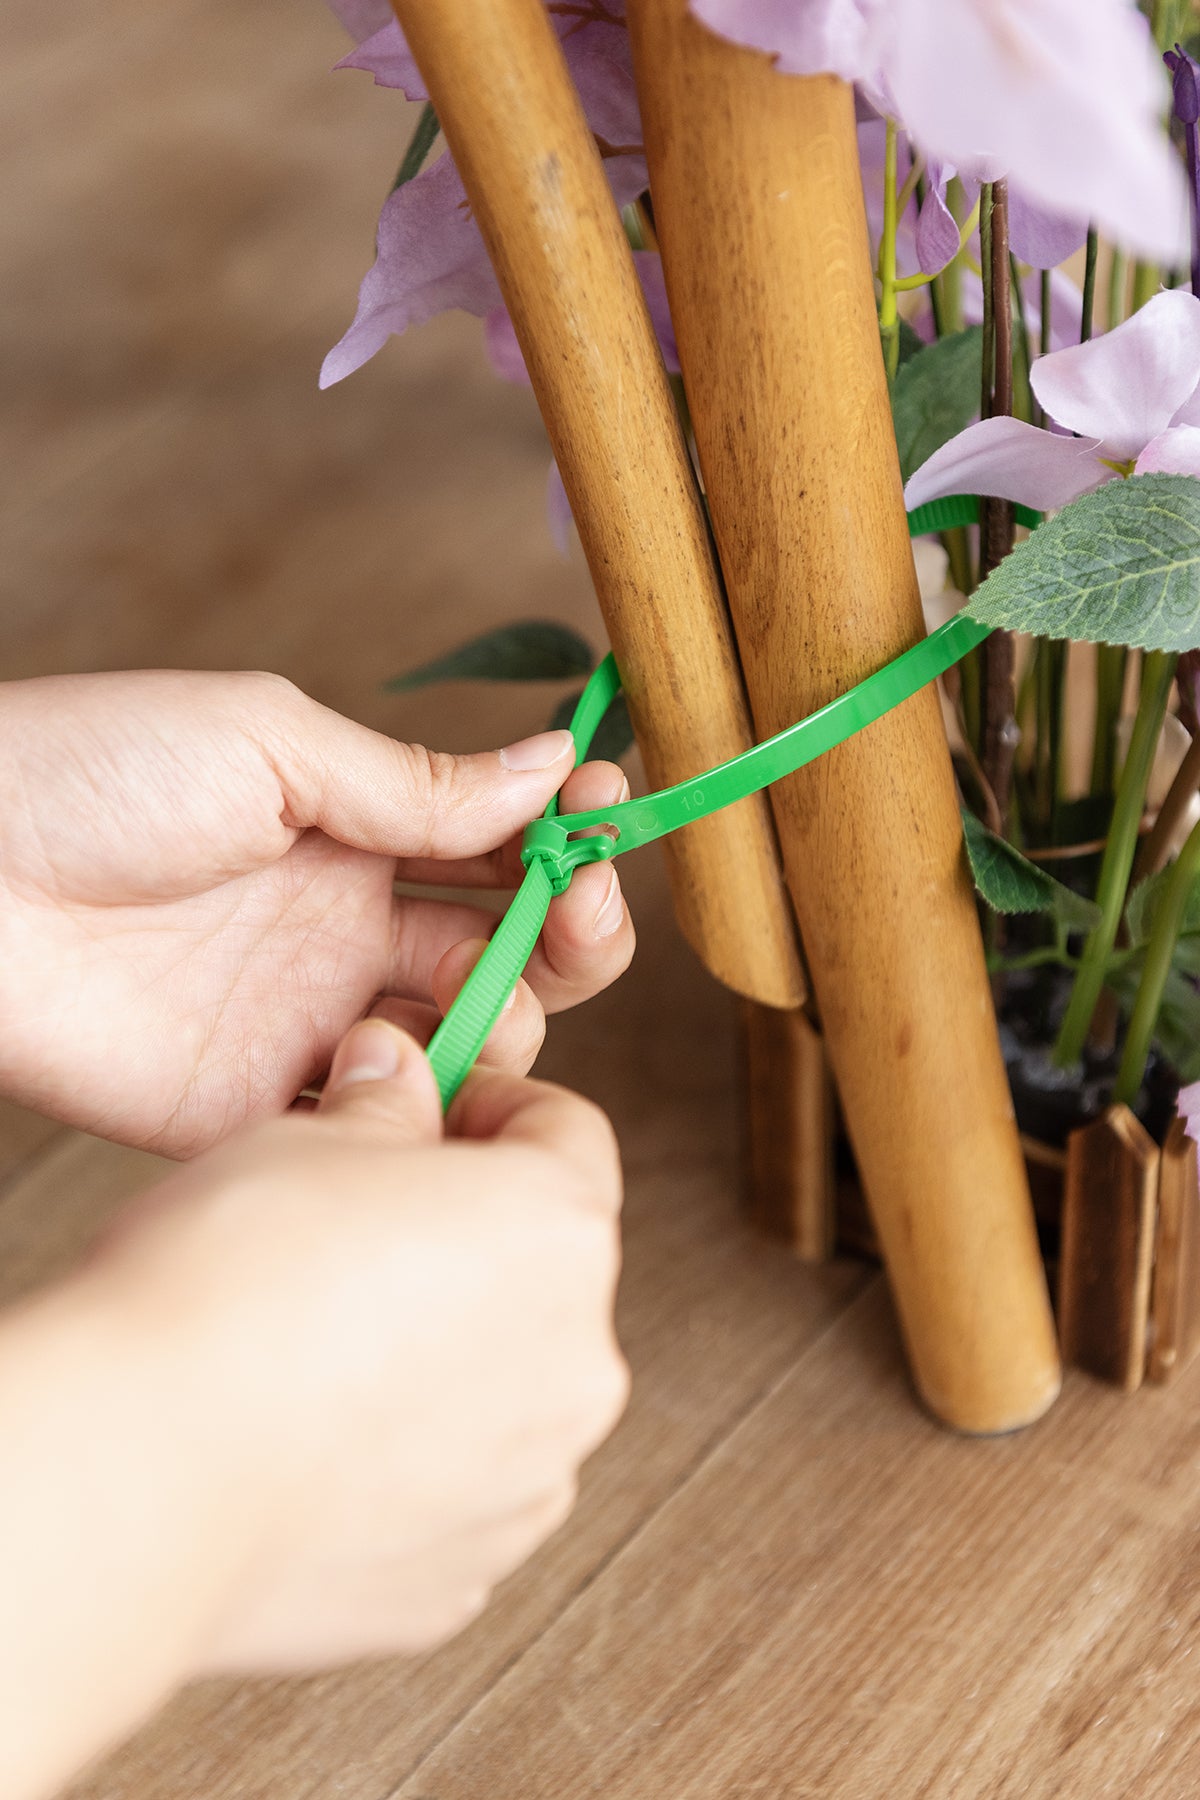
0 1275 277 1795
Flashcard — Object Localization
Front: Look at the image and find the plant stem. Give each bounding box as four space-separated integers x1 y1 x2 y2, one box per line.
1034 639 1067 837
1114 811 1200 1104
1131 259 1161 312
879 119 900 381
1090 643 1128 795
1055 651 1178 1067
1080 228 1099 340
1010 254 1034 422
392 102 440 193
978 183 1018 829
1107 247 1128 328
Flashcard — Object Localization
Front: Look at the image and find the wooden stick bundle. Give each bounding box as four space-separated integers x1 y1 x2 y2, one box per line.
626 1 1061 1432
391 0 803 1010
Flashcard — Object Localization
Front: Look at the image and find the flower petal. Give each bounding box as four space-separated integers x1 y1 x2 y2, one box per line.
334 19 427 97
1007 187 1087 271
1178 1079 1200 1147
689 0 877 82
903 416 1108 512
320 155 501 388
915 162 961 275
547 461 574 557
1030 290 1200 457
326 0 394 40
883 0 1189 265
1134 425 1200 477
484 307 531 386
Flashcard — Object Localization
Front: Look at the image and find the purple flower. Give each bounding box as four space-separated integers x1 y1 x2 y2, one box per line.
320 153 502 388
905 289 1200 511
324 0 649 384
1179 1079 1200 1146
689 0 877 83
691 0 1189 265
1166 42 1200 127
1165 44 1200 297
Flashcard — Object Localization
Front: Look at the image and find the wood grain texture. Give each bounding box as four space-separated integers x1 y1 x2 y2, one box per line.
1149 1117 1200 1386
1060 1106 1159 1392
10 5 1200 1794
389 0 805 1011
626 0 1060 1433
394 1284 1200 1800
741 999 836 1260
52 864 866 1800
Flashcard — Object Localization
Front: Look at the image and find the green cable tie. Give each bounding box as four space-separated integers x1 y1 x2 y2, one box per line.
425 493 1035 1106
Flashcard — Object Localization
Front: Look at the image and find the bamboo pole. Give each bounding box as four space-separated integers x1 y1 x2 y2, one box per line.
740 1000 836 1261
390 0 803 1009
627 1 1061 1431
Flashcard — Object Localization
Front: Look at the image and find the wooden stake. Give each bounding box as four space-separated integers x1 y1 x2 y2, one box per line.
390 0 803 1010
740 1001 836 1262
627 2 1061 1432
1060 1106 1157 1392
1148 1116 1200 1385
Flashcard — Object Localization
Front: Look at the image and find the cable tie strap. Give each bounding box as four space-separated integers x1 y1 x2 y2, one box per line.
425 493 1036 1106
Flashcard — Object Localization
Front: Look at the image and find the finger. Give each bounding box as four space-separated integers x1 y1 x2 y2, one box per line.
448 1069 622 1209
458 1483 579 1590
368 959 546 1079
521 860 635 1015
428 940 546 1075
386 877 632 1026
390 760 631 890
316 1018 443 1142
262 684 578 861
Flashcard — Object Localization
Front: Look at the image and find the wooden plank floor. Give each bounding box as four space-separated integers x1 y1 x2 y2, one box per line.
6 4 1200 1795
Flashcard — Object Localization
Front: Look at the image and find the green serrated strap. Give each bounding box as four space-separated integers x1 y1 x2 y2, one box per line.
425 675 616 1108
425 493 1037 1107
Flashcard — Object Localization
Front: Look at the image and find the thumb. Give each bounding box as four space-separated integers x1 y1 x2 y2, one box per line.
317 1019 443 1144
265 683 577 859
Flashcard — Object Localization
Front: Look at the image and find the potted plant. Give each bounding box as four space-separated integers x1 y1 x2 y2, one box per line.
319 0 1200 1409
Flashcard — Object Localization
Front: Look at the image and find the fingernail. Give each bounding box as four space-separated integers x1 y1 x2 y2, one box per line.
593 868 624 938
499 730 574 772
328 1019 402 1089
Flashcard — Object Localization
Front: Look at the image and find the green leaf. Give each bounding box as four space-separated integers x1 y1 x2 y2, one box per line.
1168 933 1200 978
890 327 983 483
392 102 440 193
965 473 1200 650
1125 862 1200 947
961 808 1101 931
896 318 925 368
386 621 595 693
550 689 635 763
1108 961 1200 1081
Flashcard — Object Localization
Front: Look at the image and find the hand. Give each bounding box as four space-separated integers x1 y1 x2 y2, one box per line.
0 670 634 1153
86 1021 628 1667
0 1022 627 1797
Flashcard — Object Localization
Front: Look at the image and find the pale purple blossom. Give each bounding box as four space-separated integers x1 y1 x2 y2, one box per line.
691 0 1189 264
905 289 1200 512
690 0 877 83
324 0 649 385
1179 1079 1200 1146
320 153 502 388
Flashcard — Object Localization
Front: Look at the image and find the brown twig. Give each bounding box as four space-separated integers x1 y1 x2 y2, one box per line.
978 181 1018 830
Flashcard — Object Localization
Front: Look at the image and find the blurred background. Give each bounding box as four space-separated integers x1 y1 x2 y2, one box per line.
4 0 609 753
